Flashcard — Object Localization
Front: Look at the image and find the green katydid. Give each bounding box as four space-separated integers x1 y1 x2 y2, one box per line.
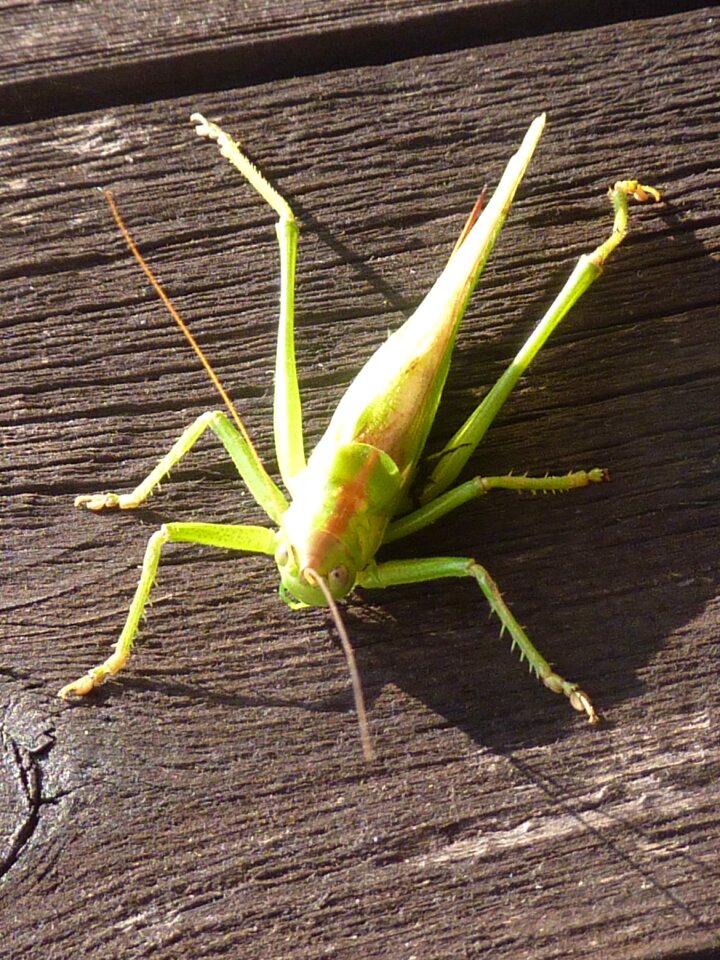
59 112 661 761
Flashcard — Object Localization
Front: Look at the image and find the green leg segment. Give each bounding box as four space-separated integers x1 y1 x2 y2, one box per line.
358 556 599 722
191 113 306 489
385 468 607 543
75 410 288 525
419 180 661 503
58 520 279 699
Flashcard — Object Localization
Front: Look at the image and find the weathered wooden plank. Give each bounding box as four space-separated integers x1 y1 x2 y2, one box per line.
1 7 719 959
0 0 708 123
0 0 508 122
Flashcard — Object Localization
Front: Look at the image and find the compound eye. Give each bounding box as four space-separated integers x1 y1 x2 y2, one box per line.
275 544 289 567
328 564 349 593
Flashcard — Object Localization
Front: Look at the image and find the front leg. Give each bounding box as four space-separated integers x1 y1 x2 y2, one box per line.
358 556 599 723
75 410 287 524
58 521 279 698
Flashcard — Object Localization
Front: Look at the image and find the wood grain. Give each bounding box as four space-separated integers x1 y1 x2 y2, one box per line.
1 0 708 123
1 6 719 959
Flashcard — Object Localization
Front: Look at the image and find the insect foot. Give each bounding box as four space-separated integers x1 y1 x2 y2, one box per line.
74 492 123 511
542 674 600 724
58 671 101 699
59 635 133 700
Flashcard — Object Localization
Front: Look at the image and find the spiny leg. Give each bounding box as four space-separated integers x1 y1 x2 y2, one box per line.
358 556 599 722
76 410 287 525
191 113 306 489
58 521 279 698
419 180 661 503
385 468 608 543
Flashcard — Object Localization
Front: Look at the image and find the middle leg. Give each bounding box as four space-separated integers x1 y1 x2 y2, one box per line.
385 468 607 543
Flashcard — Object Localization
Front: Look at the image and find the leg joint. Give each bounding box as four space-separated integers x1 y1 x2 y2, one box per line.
153 525 172 547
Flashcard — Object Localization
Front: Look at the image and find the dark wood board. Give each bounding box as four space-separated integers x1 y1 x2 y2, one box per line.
1 0 710 124
0 0 527 123
2 6 720 959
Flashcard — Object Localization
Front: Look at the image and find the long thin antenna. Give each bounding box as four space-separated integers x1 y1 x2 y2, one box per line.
307 570 375 762
103 189 255 451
